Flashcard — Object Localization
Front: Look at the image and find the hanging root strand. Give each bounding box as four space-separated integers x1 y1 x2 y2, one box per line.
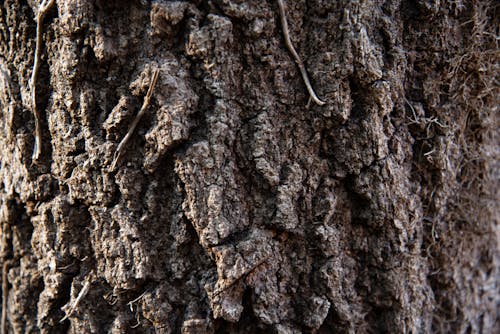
276 0 326 106
31 0 56 161
111 68 160 170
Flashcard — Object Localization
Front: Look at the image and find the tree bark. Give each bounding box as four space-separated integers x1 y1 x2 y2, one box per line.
0 0 498 333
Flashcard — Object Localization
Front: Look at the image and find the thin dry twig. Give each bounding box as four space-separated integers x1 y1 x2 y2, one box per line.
111 68 160 170
127 290 148 329
31 0 56 161
60 277 91 323
276 0 326 106
127 290 148 312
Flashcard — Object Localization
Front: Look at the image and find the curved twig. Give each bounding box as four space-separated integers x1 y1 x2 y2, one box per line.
60 277 91 323
276 0 325 106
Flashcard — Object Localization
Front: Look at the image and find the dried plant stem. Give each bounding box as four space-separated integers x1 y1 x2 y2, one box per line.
276 0 325 106
60 278 91 323
127 290 148 311
111 69 160 170
31 0 55 161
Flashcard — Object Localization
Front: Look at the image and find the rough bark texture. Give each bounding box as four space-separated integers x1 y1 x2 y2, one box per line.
0 0 498 333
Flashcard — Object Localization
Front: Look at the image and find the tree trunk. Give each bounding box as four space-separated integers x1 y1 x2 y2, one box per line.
0 0 498 333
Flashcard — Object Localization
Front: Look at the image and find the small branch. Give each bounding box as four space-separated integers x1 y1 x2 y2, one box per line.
60 278 91 323
31 0 56 161
276 0 326 106
111 68 160 170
